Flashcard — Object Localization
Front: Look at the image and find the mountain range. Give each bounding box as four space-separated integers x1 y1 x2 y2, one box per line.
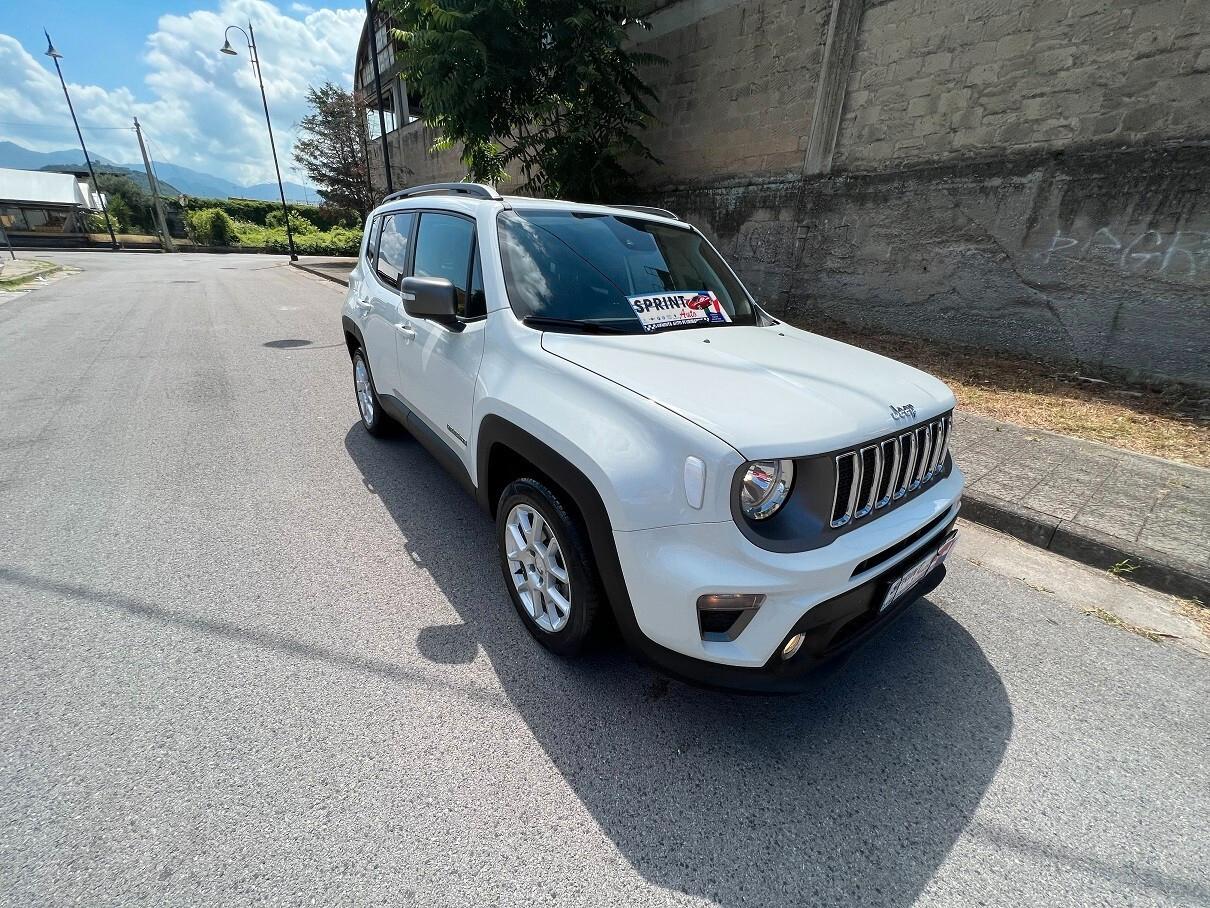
0 141 315 203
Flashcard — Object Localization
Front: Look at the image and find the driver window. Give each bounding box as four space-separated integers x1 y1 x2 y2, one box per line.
413 213 475 317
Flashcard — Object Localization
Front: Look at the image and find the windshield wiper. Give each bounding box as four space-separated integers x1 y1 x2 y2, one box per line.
522 316 634 335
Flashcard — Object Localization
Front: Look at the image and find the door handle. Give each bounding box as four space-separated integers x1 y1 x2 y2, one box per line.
354 296 371 311
395 322 416 339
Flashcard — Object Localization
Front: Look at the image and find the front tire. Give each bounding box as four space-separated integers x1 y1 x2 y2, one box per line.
352 348 396 437
497 478 603 657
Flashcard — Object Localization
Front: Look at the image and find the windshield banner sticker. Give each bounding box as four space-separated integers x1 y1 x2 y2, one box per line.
627 291 732 333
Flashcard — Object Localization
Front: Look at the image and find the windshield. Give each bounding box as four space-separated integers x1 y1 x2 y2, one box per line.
497 209 760 334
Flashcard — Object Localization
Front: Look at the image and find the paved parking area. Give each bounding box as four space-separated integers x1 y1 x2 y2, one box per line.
1 253 1207 907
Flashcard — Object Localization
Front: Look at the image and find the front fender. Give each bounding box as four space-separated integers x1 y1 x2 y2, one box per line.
473 337 743 532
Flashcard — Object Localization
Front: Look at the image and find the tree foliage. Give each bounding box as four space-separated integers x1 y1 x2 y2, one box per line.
184 208 238 246
179 196 358 230
292 82 377 217
94 172 156 234
381 0 662 202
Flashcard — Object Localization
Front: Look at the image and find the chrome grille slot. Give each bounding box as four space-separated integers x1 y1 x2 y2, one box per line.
827 413 952 531
875 438 898 508
853 445 881 519
930 417 950 475
900 430 914 501
830 451 859 527
910 426 932 489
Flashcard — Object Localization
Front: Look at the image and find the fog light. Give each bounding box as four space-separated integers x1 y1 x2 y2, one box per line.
781 633 806 660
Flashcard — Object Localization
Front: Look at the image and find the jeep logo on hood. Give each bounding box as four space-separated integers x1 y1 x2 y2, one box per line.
890 404 917 421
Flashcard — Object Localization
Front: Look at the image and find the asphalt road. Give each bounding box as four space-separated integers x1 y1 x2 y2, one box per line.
2 253 1207 908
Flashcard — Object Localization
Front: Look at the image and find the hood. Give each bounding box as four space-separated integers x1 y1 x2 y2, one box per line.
541 325 955 460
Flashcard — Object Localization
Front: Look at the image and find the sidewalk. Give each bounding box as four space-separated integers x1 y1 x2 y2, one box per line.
292 256 355 286
0 258 60 286
952 412 1207 601
292 256 1207 600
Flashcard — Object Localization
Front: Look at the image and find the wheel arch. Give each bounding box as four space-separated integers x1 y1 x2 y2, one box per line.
341 316 364 360
476 414 643 642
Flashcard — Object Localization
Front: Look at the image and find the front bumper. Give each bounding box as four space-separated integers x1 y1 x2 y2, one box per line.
609 468 963 692
628 559 950 694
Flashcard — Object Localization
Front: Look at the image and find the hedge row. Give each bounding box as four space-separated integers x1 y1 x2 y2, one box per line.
180 196 360 231
183 207 360 255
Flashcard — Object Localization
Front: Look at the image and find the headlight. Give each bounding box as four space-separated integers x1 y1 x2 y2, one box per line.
739 459 794 520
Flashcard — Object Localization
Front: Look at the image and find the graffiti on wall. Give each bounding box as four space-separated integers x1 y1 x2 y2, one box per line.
1036 225 1210 280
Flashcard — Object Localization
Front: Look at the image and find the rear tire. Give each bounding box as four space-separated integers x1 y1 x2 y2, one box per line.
497 477 602 657
352 348 396 437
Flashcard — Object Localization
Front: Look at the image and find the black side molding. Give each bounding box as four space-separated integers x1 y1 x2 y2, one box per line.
476 416 645 642
378 392 476 499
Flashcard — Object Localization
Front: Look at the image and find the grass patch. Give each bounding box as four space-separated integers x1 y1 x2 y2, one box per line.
1108 559 1140 577
1082 606 1169 643
1174 596 1210 639
795 317 1209 468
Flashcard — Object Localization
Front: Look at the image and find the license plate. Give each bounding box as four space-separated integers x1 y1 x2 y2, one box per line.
880 531 958 612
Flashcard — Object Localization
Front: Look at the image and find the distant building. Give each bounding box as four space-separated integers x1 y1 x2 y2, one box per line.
353 4 452 192
0 166 102 240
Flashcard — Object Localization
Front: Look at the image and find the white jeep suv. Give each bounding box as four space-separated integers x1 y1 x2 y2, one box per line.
341 183 964 692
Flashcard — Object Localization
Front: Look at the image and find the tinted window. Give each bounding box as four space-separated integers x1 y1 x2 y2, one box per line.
364 215 382 262
375 212 415 287
497 210 757 332
413 213 476 317
467 246 486 318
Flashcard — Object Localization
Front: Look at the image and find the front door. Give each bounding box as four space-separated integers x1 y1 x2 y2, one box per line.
361 210 415 397
396 211 485 470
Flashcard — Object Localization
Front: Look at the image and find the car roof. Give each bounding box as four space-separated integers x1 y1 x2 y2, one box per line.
372 192 685 228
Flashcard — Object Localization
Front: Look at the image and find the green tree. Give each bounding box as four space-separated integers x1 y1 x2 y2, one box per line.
381 0 662 202
184 208 237 246
266 208 317 234
94 172 155 234
292 82 377 218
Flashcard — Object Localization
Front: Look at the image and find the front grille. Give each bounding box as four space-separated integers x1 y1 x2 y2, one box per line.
829 415 951 528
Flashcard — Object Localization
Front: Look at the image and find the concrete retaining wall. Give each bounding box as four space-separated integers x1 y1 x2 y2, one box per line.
632 0 1210 388
649 142 1209 388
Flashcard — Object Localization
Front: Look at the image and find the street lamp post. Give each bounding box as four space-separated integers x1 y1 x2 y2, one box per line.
44 31 119 251
220 23 297 261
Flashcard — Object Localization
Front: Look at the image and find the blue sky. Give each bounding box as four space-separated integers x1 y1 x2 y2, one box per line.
0 0 364 186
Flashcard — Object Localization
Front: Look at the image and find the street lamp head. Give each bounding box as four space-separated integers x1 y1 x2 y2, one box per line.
44 31 62 59
219 38 238 56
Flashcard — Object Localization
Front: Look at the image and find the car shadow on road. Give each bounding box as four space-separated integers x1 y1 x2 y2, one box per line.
344 425 1013 907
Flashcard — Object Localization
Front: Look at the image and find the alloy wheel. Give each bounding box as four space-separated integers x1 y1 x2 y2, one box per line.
504 503 572 632
354 355 375 424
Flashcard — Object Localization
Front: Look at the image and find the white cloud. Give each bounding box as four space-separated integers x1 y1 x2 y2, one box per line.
0 0 363 187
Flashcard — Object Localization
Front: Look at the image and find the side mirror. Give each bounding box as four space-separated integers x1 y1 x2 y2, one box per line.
401 275 458 325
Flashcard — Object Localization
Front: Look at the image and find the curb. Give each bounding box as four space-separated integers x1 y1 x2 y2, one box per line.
0 261 62 288
960 490 1208 602
290 260 351 286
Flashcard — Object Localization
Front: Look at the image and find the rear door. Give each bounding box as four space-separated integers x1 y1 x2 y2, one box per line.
395 211 486 467
360 210 416 396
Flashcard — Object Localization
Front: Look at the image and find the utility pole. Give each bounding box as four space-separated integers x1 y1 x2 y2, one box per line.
45 31 119 250
134 118 175 252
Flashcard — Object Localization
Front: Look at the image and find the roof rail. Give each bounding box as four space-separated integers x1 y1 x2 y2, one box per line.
382 182 503 204
611 204 679 220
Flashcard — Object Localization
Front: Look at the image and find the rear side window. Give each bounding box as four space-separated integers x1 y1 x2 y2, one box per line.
364 215 383 263
413 213 476 317
375 212 415 287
